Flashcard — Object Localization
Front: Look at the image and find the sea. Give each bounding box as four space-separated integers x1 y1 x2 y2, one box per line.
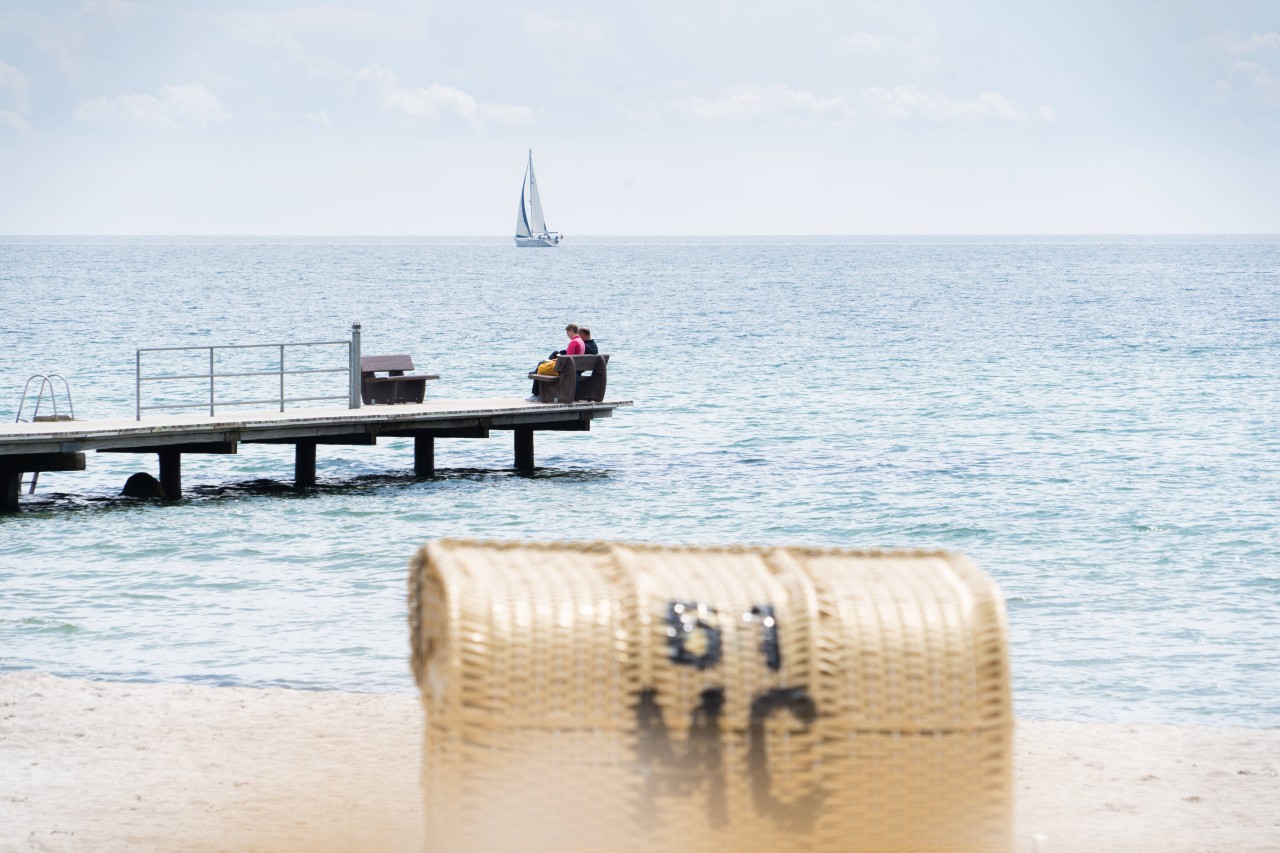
1 235 1277 728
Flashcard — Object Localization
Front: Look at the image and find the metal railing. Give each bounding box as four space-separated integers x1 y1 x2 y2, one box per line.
135 323 362 420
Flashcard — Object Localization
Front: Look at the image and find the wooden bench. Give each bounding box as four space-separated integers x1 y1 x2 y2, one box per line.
528 354 608 404
361 355 439 405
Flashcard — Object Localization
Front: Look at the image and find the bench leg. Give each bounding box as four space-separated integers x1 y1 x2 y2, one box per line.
415 436 435 478
158 450 182 500
295 441 317 488
514 428 534 473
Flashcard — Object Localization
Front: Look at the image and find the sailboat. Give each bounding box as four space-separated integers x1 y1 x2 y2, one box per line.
515 150 562 247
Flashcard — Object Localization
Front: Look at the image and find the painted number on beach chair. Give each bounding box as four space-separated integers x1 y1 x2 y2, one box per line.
646 601 822 830
666 601 782 672
666 601 723 670
745 604 782 671
634 683 823 832
747 687 825 831
636 686 729 827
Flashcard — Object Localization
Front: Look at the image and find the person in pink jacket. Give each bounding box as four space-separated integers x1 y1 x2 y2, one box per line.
554 323 585 358
529 324 585 399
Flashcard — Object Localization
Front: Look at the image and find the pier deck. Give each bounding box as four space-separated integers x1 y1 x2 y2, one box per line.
0 397 631 510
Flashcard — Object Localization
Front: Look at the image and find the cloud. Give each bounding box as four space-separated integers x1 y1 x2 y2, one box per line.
221 11 351 79
840 32 882 51
864 85 1028 122
236 6 427 39
219 5 428 79
676 84 855 122
221 5 427 59
0 9 84 76
1207 32 1280 109
0 110 30 132
354 64 533 129
1221 61 1280 106
220 7 432 84
673 83 1039 125
0 59 31 132
837 23 938 70
0 59 30 113
1210 31 1280 56
72 83 230 129
521 11 604 41
221 12 530 129
79 0 139 21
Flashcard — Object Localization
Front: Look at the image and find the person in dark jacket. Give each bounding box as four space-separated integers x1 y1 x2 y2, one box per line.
579 327 598 355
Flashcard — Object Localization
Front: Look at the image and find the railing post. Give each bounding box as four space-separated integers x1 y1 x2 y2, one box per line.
349 322 362 409
279 344 286 412
209 347 215 416
135 349 141 421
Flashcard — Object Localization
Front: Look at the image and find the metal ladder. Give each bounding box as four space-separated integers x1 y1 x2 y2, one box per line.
15 374 76 494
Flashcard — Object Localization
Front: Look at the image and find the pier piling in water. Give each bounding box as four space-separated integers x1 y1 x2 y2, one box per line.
2 472 17 512
295 441 317 488
159 450 181 499
0 452 86 511
414 436 435 478
514 428 534 472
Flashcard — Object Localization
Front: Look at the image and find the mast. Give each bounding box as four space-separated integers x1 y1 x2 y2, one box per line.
515 159 532 238
527 149 548 235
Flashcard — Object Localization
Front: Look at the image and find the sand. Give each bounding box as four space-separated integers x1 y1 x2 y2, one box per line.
1 672 1277 852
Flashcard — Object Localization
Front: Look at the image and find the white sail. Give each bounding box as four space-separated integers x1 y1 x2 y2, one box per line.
515 163 532 238
527 151 548 234
514 149 561 246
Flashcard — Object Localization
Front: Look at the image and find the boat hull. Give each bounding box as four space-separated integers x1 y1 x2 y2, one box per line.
515 233 562 247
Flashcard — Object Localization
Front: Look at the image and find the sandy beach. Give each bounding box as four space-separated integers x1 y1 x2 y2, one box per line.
0 672 1276 852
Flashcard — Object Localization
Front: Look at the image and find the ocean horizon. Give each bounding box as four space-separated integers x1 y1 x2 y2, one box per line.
3 233 1278 240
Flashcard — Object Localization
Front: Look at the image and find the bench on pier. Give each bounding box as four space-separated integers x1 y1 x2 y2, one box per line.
361 355 439 405
528 354 608 404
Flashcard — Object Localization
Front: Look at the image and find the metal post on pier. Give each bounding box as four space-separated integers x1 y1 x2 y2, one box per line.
349 322 362 409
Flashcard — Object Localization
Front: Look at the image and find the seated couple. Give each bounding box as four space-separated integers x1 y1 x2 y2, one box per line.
527 323 598 402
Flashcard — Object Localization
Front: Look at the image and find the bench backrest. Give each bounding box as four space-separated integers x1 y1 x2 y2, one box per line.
556 353 608 371
361 354 415 375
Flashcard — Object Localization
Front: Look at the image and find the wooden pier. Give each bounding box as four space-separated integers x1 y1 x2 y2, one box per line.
0 397 631 511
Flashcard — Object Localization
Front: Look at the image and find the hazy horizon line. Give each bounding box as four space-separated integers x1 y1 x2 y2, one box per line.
2 232 1278 239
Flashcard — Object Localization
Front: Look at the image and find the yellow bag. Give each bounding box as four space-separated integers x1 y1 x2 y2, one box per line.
535 359 559 376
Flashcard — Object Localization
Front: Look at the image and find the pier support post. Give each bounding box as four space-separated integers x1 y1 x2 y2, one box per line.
2 472 18 513
514 428 534 473
158 450 182 500
295 441 317 488
414 436 435 478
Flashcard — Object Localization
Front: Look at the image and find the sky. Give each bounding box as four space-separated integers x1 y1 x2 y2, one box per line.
0 0 1277 235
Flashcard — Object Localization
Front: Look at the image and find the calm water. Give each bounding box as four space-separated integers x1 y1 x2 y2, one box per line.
1 236 1277 727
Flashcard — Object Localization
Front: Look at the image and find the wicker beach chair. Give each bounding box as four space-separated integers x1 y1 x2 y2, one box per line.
408 540 1013 853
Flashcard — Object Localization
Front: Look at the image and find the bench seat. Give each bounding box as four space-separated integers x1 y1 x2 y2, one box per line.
527 354 608 404
362 355 439 405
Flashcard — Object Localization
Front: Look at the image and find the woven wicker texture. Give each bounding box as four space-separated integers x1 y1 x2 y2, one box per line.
409 540 1013 852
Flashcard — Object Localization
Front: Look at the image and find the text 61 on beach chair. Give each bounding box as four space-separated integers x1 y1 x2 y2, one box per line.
528 353 608 403
359 355 439 405
408 539 1014 853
